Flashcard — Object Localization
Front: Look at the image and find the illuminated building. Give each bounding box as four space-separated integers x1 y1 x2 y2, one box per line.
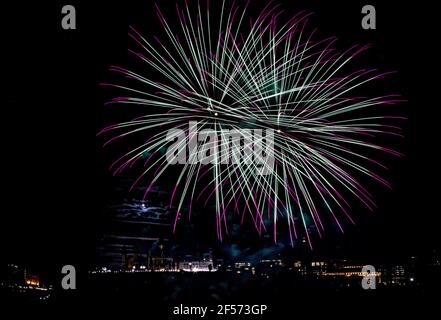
390 265 407 286
180 252 215 272
310 261 328 275
24 269 40 287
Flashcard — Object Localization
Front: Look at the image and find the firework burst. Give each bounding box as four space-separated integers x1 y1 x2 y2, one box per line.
98 1 403 248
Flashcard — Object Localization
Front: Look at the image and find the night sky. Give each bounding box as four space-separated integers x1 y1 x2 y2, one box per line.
3 0 440 274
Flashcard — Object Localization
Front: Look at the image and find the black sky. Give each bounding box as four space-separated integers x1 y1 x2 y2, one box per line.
3 0 440 271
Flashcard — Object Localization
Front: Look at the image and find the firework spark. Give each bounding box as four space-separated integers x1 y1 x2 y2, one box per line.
98 1 403 248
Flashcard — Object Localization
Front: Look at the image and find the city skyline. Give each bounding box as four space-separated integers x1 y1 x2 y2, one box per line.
3 0 440 315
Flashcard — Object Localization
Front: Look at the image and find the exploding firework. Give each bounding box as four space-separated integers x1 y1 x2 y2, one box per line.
98 1 403 248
